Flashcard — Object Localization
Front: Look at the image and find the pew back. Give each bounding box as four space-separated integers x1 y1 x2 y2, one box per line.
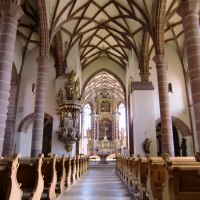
0 154 22 200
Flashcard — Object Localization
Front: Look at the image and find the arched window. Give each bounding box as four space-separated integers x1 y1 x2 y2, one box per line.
84 103 91 136
118 103 126 135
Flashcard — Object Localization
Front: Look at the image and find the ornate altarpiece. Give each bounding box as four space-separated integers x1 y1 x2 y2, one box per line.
88 90 121 162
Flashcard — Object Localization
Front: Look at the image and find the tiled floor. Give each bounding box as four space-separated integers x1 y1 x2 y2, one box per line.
58 163 136 200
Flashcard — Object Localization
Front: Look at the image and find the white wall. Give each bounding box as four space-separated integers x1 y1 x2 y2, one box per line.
15 124 33 157
132 90 157 156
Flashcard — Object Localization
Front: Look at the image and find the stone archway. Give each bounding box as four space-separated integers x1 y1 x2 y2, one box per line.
155 117 191 137
17 113 53 155
18 113 53 133
156 117 191 156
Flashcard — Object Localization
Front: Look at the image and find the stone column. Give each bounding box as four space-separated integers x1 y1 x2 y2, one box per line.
153 55 174 156
31 56 48 157
177 0 200 151
113 112 119 140
3 70 19 156
0 2 23 156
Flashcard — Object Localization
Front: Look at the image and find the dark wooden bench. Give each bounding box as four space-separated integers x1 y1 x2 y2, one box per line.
162 153 200 200
17 154 44 200
71 156 77 184
0 154 22 200
41 155 57 200
75 155 80 180
65 156 72 188
55 155 66 194
146 155 165 200
137 155 148 200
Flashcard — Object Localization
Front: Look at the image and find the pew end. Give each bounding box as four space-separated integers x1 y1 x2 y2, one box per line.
0 154 22 200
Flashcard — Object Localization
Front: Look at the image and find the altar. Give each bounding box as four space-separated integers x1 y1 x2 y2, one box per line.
87 90 122 163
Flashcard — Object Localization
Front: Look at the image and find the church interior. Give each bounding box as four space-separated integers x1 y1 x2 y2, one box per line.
1 0 200 199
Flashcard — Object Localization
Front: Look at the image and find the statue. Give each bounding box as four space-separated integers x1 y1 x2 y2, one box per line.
143 138 151 154
180 138 187 156
195 152 200 162
64 70 80 100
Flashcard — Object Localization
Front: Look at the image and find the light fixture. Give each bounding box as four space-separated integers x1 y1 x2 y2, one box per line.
168 82 174 93
32 83 36 94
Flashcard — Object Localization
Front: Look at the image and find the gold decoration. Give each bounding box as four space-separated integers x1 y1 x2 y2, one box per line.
56 70 82 152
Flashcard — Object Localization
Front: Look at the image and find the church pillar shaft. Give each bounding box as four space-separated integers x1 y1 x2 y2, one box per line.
3 76 19 156
178 0 200 151
31 56 48 157
0 2 23 156
154 55 174 156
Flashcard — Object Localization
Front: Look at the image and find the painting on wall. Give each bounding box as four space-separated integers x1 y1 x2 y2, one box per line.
100 101 110 112
98 118 112 140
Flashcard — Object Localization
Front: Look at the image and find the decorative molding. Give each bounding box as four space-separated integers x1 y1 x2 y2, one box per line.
131 81 154 91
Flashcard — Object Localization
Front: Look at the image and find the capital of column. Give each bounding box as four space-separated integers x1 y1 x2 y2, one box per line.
0 1 23 20
36 56 49 66
177 0 200 18
153 54 165 65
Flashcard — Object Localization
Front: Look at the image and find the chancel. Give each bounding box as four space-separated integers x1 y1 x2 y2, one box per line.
0 0 200 200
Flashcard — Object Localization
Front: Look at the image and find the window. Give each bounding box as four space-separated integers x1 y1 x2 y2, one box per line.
118 103 126 134
84 103 91 136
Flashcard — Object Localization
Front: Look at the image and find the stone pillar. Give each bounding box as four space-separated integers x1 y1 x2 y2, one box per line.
153 55 174 156
177 0 200 151
0 2 23 156
3 69 19 156
31 56 48 157
113 112 119 140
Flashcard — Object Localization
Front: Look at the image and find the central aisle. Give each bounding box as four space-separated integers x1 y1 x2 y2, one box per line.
58 164 135 200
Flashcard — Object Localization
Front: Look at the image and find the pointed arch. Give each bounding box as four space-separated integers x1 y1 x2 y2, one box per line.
155 116 191 137
17 113 53 133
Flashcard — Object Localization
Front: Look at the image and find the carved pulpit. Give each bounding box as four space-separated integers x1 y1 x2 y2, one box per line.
56 70 82 152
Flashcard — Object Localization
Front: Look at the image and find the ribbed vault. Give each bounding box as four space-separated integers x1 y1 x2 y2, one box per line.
17 0 184 80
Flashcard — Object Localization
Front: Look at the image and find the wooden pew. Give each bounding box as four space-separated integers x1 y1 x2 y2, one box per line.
41 155 57 200
146 155 165 200
71 156 77 184
55 155 66 194
17 154 44 200
115 155 121 174
124 157 129 182
75 155 80 180
137 155 148 200
130 156 140 196
79 155 83 177
120 156 126 179
82 156 88 174
162 153 200 200
86 156 89 173
65 156 72 188
0 154 22 200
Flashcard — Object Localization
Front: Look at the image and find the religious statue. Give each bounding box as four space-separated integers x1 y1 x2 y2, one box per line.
180 138 187 156
195 152 200 162
64 70 80 100
143 138 151 154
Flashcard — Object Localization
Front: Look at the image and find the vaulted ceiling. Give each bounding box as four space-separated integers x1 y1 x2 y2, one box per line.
18 0 183 70
17 0 184 103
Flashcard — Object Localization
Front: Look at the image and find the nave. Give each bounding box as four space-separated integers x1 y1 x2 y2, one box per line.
58 163 135 200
